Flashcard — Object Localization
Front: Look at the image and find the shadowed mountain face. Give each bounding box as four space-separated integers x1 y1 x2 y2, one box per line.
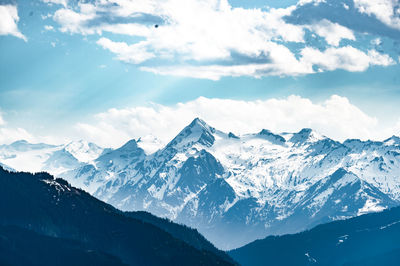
58 118 400 249
0 167 234 266
229 206 400 266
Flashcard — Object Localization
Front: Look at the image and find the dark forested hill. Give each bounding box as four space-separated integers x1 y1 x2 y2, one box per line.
0 167 233 266
229 205 400 266
125 211 234 263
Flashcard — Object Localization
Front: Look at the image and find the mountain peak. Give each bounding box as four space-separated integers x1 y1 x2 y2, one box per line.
118 139 139 151
11 139 29 145
228 132 240 139
258 129 272 135
290 128 322 144
258 129 286 144
187 117 211 130
384 135 400 145
298 128 313 135
11 139 28 145
166 118 216 149
64 140 104 163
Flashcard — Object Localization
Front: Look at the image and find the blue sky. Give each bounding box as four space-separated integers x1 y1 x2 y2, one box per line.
0 0 400 147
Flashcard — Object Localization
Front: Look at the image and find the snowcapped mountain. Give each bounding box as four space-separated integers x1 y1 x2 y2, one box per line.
58 118 400 250
0 140 107 175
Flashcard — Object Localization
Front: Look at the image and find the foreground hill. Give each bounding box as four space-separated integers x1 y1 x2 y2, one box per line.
0 166 233 266
229 206 400 266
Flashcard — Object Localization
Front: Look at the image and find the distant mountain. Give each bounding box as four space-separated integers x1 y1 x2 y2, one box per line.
0 140 106 175
61 118 400 249
229 206 400 266
0 166 234 266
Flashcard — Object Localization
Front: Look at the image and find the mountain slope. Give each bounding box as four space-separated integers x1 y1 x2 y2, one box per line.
124 211 234 264
61 118 400 249
0 225 126 266
229 206 400 266
0 166 234 266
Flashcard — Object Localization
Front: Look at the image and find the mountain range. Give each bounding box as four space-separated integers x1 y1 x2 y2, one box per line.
0 139 108 175
1 118 400 249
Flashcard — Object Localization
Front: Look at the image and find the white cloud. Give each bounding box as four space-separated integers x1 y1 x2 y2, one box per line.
74 95 400 149
53 7 97 34
0 127 35 145
47 0 396 79
0 5 27 41
298 0 327 5
0 114 34 144
143 45 394 80
353 0 400 30
49 0 311 77
0 114 63 145
44 25 54 31
300 46 395 72
97 38 155 64
308 19 356 46
42 0 68 8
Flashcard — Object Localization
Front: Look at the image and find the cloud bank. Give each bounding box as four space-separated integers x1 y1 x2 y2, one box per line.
74 95 399 149
1 96 399 148
44 0 398 79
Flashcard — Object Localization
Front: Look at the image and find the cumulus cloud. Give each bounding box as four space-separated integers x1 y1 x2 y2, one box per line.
42 0 68 7
353 0 400 30
97 38 155 64
141 41 314 79
300 46 395 72
143 45 394 80
45 0 396 79
74 95 400 149
308 19 356 46
0 4 27 41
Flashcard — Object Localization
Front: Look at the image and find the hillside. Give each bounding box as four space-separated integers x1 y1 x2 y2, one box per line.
0 166 233 266
229 206 400 266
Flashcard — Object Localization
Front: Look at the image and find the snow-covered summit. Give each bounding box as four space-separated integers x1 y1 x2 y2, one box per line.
289 128 324 144
64 140 105 163
166 118 217 149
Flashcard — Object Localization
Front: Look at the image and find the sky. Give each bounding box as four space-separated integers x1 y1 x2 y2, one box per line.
0 0 400 148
